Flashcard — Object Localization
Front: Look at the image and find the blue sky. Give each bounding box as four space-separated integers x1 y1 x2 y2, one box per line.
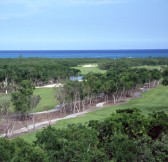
0 0 168 50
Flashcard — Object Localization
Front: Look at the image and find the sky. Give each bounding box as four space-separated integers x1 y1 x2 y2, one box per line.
0 0 168 50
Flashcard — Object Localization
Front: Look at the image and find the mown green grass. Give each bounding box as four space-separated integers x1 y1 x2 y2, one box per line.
21 86 168 143
33 88 58 112
111 86 168 115
72 64 106 75
0 88 58 113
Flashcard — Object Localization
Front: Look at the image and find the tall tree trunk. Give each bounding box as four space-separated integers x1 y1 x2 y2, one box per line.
89 95 92 108
9 120 16 138
32 114 36 130
82 100 85 111
113 93 116 104
5 77 8 94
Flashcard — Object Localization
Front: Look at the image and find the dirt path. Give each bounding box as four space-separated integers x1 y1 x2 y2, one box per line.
0 102 107 137
0 89 146 138
30 107 60 115
0 88 146 138
0 89 145 138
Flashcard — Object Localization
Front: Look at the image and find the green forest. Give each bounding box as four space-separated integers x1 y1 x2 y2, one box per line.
1 109 168 161
0 57 168 161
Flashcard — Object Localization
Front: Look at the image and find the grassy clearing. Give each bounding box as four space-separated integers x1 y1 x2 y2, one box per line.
111 86 168 115
33 88 58 112
21 86 168 143
0 88 58 113
72 64 106 75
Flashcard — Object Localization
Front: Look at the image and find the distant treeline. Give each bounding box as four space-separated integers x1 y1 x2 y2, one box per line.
0 58 108 92
99 58 168 70
0 57 168 92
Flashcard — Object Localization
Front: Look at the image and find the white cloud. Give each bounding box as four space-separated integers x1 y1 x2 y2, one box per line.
0 0 135 20
0 0 50 20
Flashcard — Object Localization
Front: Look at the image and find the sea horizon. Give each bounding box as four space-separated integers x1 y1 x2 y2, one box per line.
0 49 168 58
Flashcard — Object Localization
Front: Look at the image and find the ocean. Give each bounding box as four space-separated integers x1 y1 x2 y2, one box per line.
0 49 168 58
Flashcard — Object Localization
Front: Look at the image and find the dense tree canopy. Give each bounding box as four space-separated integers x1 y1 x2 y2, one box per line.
0 138 47 162
0 58 108 92
0 57 168 92
34 109 168 162
0 109 168 161
162 69 168 86
57 67 162 114
11 80 38 119
98 58 168 70
1 57 168 161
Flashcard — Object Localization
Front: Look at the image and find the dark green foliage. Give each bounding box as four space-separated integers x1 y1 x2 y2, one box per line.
162 69 168 86
109 134 139 161
1 58 168 161
0 138 47 162
0 57 166 92
0 138 15 162
116 107 141 114
34 109 168 162
88 109 168 161
162 76 168 86
12 138 48 162
0 58 107 90
1 109 168 161
58 67 162 114
11 80 36 118
98 58 168 70
35 125 107 162
151 134 168 162
147 111 168 140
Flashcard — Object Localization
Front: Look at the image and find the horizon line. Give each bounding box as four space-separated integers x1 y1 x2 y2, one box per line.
1 49 168 51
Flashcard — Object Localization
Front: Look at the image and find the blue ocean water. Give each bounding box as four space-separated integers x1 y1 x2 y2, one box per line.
0 50 168 58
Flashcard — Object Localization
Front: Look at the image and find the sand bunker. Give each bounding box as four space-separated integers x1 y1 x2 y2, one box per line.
36 83 63 88
82 64 97 67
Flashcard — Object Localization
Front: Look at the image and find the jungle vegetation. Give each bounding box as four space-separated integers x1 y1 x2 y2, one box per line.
1 109 168 162
0 57 168 161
